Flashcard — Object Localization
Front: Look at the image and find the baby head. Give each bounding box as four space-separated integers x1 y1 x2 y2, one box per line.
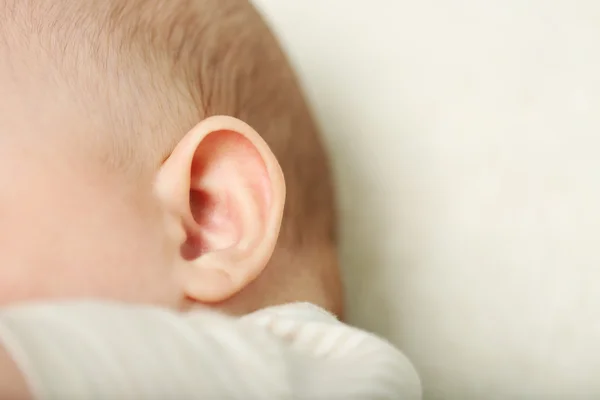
0 0 342 315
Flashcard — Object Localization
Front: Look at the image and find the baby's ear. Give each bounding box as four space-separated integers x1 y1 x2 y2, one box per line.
154 116 285 303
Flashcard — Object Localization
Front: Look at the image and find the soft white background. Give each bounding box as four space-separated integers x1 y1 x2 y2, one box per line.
253 1 600 399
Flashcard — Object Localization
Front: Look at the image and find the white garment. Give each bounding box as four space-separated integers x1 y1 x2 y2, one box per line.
0 302 421 399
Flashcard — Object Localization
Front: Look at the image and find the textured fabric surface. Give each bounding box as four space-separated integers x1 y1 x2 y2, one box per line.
0 302 421 399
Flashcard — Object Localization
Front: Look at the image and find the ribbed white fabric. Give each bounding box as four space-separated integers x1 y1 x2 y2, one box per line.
0 302 422 400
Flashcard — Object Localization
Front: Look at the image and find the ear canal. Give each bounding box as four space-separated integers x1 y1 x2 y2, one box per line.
183 130 271 260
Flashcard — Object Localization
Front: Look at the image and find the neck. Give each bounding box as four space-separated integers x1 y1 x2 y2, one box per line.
211 246 344 319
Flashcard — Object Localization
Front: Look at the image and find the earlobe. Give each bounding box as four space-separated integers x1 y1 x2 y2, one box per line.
155 116 285 303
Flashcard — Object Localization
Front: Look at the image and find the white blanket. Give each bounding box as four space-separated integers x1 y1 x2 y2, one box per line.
0 302 421 399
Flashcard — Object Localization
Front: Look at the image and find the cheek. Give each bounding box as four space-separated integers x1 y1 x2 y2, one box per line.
0 179 181 307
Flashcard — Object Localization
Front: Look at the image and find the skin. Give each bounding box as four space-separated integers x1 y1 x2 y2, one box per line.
0 113 288 399
0 344 29 400
0 50 341 316
0 110 286 309
0 12 287 308
0 0 343 317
